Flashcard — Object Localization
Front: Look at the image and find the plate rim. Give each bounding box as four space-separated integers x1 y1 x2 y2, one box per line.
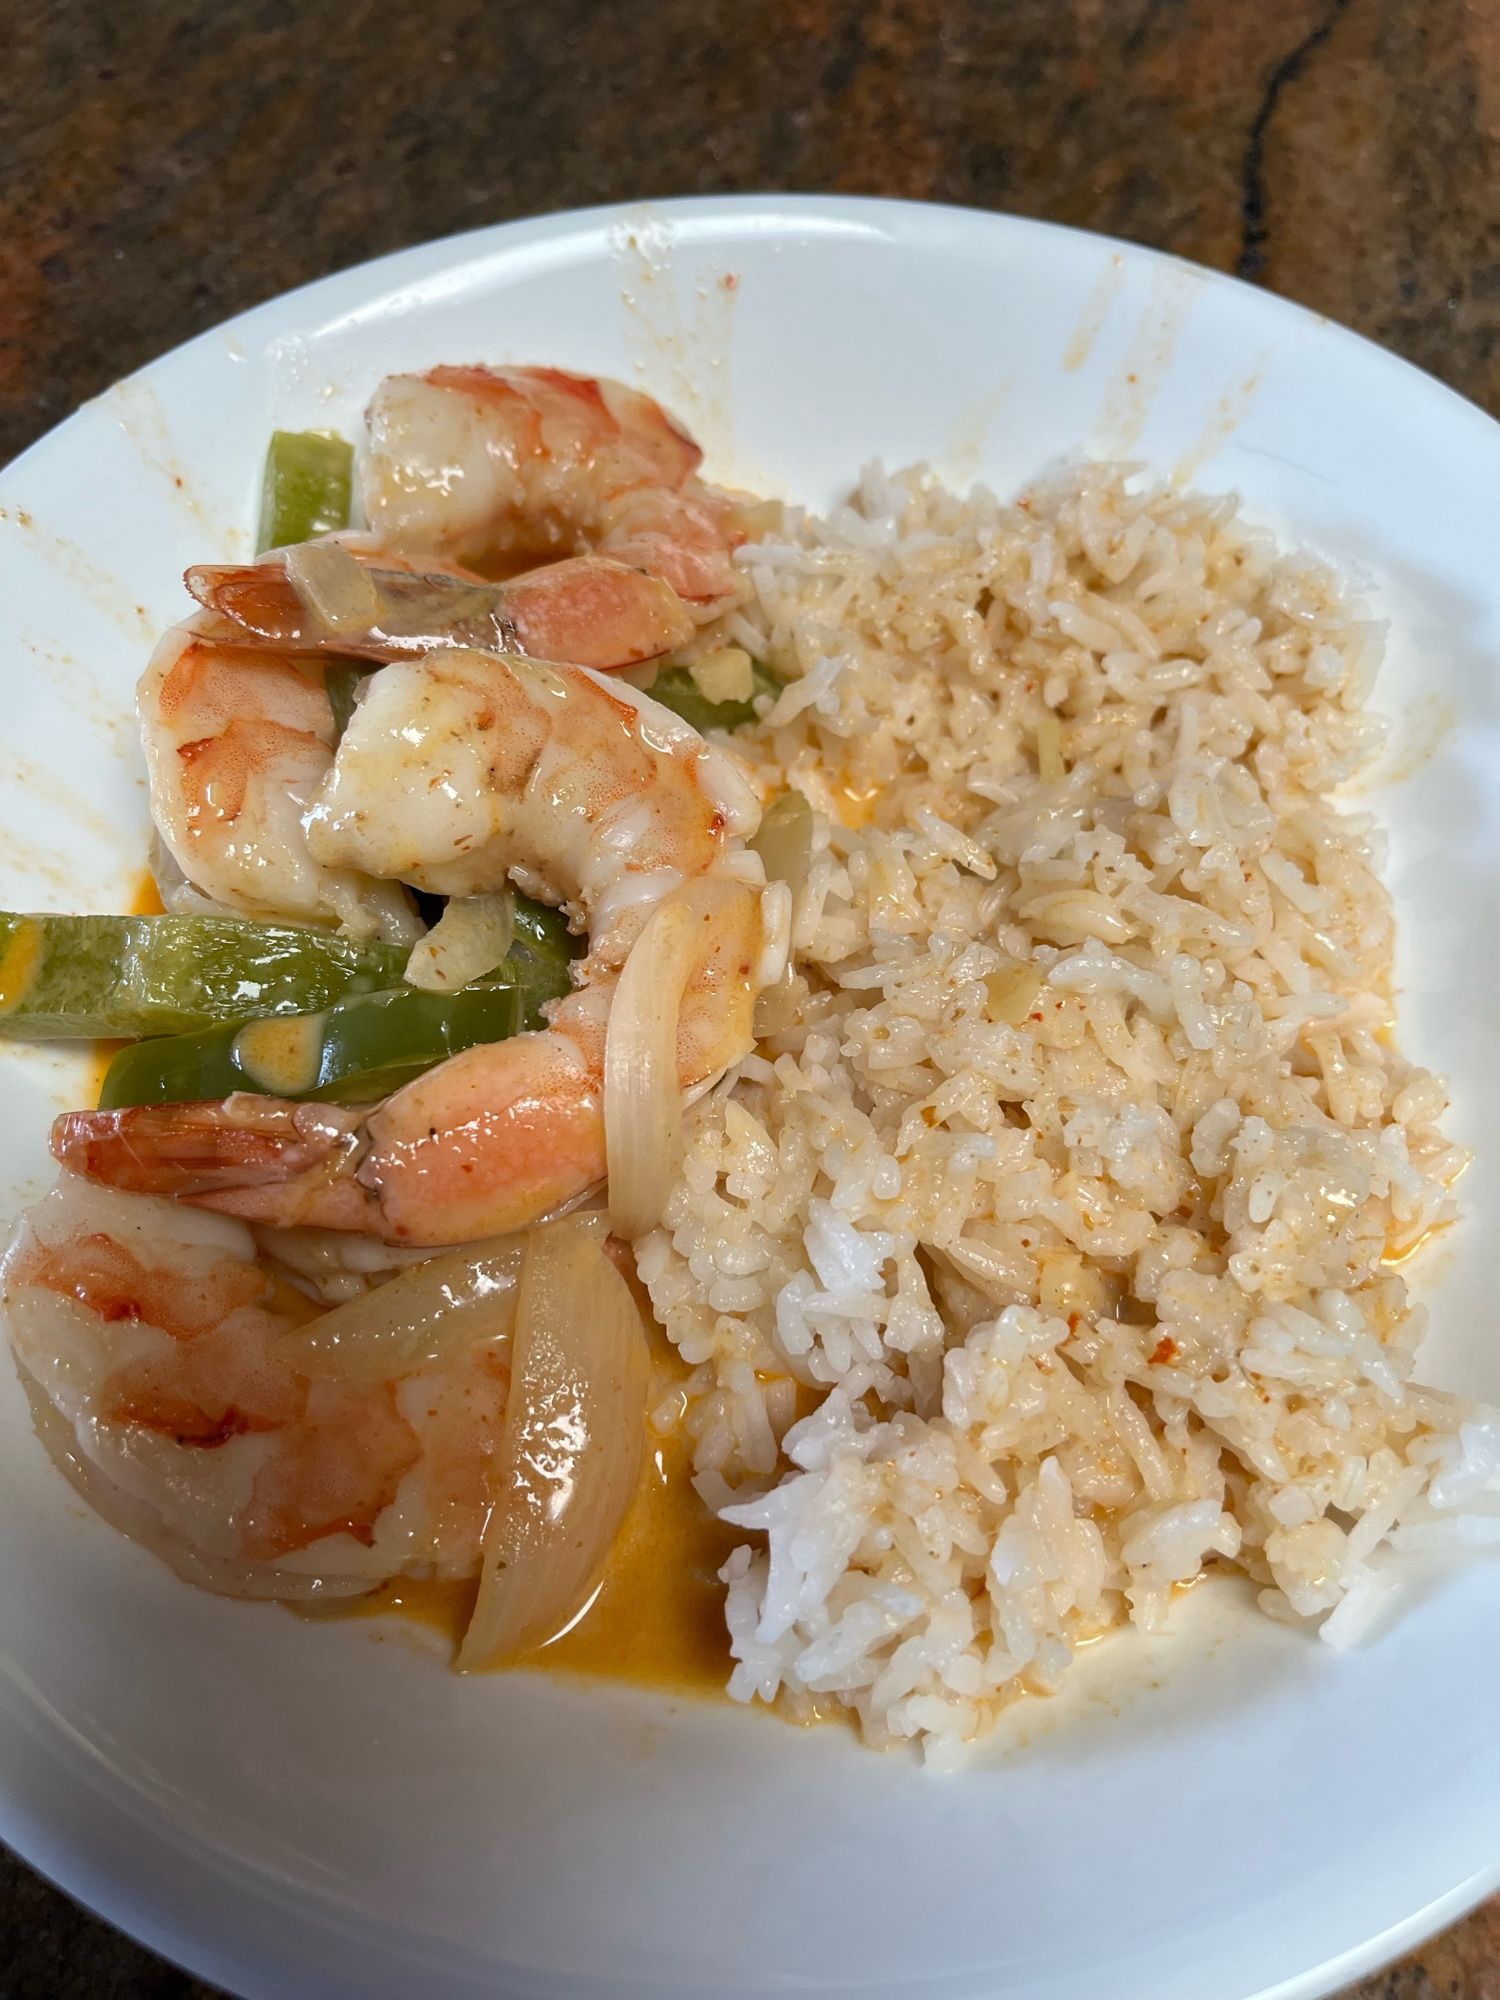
1 191 1497 2000
8 190 1498 497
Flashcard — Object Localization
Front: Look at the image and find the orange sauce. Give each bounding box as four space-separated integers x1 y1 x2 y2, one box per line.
514 1271 743 1695
84 870 166 1105
835 778 881 829
516 1414 742 1693
128 871 166 917
0 919 44 1013
85 1042 124 1105
1384 1216 1455 1267
318 1575 477 1642
322 1316 744 1701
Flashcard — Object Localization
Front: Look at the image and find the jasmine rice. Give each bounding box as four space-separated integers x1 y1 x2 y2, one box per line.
636 463 1498 1765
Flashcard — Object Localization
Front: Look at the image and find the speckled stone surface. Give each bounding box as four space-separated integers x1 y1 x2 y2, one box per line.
0 0 1496 1994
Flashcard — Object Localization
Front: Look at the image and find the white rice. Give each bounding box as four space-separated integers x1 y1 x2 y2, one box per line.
637 462 1499 1765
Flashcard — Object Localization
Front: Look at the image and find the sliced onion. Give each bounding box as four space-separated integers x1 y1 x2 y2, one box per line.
252 1224 438 1305
690 647 754 704
275 1235 529 1382
985 960 1043 1025
283 539 380 633
403 892 515 992
751 789 813 899
1035 712 1066 785
456 1215 649 1668
753 969 807 1039
603 886 704 1239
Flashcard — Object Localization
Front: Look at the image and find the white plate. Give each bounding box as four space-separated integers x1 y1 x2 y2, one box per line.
0 197 1497 2000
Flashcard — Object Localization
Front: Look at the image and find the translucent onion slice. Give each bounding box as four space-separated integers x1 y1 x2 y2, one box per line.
1035 712 1066 784
753 969 806 1039
275 1235 529 1382
283 539 380 633
751 789 813 899
689 646 754 704
603 887 704 1240
984 960 1044 1025
404 892 515 993
456 1216 649 1669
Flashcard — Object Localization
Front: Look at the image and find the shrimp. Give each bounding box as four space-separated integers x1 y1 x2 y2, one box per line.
3 1176 511 1596
55 650 790 1246
140 614 420 942
146 534 691 934
362 365 747 617
185 544 695 674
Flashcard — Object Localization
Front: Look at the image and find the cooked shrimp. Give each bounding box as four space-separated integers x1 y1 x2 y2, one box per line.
56 650 791 1245
186 544 695 673
3 1176 511 1595
362 365 746 616
141 615 419 942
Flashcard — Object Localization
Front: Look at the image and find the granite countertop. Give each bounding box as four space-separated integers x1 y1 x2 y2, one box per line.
1 0 1496 1993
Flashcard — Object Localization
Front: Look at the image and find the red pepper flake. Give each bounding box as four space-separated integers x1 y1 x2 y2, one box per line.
1149 1336 1178 1366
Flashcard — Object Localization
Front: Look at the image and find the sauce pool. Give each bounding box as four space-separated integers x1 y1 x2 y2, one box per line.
518 1414 743 1692
129 871 168 917
313 1318 745 1700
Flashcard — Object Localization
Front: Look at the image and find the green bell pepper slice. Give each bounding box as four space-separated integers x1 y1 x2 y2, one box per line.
257 430 354 553
503 895 577 1030
0 894 577 1045
324 658 369 739
99 982 525 1109
0 914 409 1041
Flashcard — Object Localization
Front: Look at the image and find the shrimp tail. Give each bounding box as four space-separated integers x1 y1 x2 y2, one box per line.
51 1097 380 1230
186 553 694 672
184 559 508 664
185 562 349 650
52 1029 614 1246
